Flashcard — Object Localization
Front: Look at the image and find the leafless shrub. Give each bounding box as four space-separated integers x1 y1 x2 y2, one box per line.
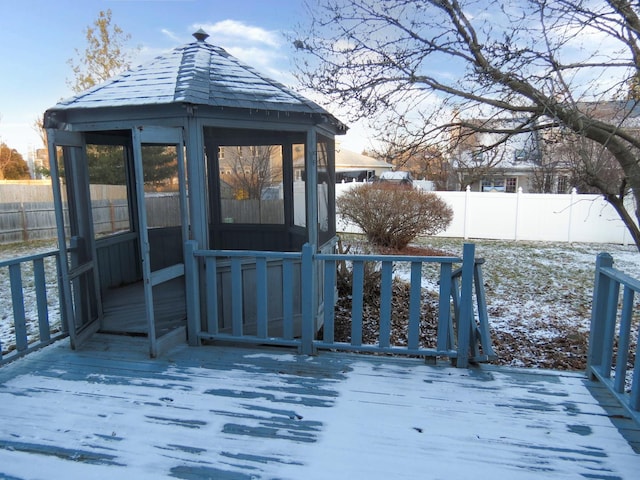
337 183 453 250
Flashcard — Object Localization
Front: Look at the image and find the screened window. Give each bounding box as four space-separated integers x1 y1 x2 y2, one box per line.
86 144 131 237
218 144 284 224
293 143 306 227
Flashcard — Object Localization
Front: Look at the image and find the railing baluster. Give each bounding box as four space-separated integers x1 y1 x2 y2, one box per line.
33 258 50 342
474 260 495 359
379 261 393 348
9 264 28 352
408 261 422 350
283 258 295 340
184 241 200 345
231 258 243 337
588 253 613 373
322 259 336 343
437 263 453 352
256 257 268 339
631 328 640 411
600 280 621 378
351 260 364 347
613 287 634 393
205 256 219 335
456 243 476 368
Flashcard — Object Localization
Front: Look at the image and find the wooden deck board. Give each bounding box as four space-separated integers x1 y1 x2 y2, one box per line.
101 279 186 336
0 336 638 479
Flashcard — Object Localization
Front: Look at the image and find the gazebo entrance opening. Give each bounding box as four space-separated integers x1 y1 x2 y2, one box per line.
49 127 190 355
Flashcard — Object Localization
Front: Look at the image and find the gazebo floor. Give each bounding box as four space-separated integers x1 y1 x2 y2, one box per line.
0 334 638 479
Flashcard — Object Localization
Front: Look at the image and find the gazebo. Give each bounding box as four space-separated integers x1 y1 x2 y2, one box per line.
44 30 347 356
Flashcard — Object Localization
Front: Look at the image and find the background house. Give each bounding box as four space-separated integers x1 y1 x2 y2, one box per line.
448 118 545 193
447 101 640 194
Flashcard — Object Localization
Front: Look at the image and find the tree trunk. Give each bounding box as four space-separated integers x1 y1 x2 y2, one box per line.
603 193 640 251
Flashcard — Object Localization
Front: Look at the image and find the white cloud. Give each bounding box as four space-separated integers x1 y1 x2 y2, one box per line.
194 20 281 48
160 28 182 43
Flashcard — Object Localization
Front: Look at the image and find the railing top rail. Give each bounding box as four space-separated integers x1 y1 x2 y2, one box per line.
192 246 463 265
0 250 59 268
599 265 640 293
193 248 303 260
317 253 462 264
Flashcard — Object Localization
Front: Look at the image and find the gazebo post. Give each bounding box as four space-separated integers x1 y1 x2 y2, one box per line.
185 111 208 345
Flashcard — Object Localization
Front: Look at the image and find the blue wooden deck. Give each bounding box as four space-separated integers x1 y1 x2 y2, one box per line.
0 335 638 479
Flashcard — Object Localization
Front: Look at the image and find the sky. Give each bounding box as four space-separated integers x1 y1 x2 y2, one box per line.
0 0 370 160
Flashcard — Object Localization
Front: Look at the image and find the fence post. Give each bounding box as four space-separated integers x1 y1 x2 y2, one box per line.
456 243 475 367
300 243 316 355
514 187 522 241
568 188 577 244
463 186 471 240
20 202 28 242
587 252 613 376
184 240 201 346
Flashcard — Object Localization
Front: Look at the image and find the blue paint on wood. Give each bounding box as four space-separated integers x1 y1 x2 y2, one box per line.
0 439 124 466
231 258 243 336
437 262 453 352
614 286 635 393
170 465 255 480
205 256 219 335
256 257 268 338
300 243 315 355
455 243 476 368
379 261 393 348
350 260 364 347
322 259 336 343
282 258 295 340
9 264 27 352
33 258 50 342
587 252 640 423
408 261 422 350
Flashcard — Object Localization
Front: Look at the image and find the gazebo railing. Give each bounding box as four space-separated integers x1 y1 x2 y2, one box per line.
186 241 493 367
587 253 640 424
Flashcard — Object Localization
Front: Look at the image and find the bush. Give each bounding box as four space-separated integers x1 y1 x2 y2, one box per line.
337 183 453 250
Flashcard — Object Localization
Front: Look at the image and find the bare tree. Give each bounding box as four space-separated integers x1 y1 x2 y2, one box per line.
221 146 282 199
294 0 640 249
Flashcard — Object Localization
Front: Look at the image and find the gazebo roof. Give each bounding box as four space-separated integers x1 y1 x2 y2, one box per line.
49 30 346 132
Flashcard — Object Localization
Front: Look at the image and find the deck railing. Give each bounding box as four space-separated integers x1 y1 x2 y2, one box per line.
588 253 640 424
187 241 494 367
0 250 67 365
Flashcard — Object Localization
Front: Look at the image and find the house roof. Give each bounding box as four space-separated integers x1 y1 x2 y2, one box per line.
48 30 347 132
336 146 393 170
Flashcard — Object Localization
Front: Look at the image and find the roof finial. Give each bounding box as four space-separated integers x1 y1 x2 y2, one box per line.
193 29 209 42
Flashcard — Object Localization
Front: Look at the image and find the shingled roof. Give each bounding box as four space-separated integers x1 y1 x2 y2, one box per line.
50 29 346 131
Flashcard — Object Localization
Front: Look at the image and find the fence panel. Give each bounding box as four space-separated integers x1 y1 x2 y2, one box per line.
3 183 636 245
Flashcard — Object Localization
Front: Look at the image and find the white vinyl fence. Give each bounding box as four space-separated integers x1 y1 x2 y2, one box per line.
336 183 637 245
1 181 636 245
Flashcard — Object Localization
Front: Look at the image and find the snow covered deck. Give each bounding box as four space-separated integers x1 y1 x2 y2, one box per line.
0 335 639 479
